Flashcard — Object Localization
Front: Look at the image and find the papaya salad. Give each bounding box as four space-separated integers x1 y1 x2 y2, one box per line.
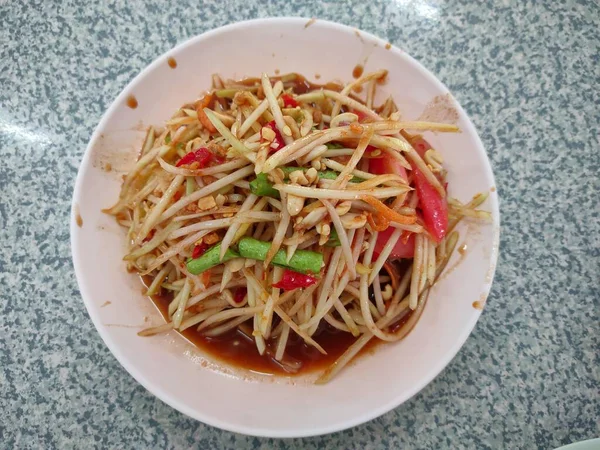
105 70 490 383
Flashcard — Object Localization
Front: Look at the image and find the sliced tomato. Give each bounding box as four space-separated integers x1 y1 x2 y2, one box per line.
374 228 415 259
409 136 430 158
368 151 408 182
351 109 366 122
407 135 448 242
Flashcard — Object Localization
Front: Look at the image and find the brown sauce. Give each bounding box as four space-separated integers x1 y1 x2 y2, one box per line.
304 18 316 28
148 289 370 375
142 277 414 376
167 57 177 69
352 64 364 79
126 95 138 109
74 204 83 227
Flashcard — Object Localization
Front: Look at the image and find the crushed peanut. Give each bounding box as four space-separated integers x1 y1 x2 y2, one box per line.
286 194 305 216
204 232 220 245
335 201 352 216
215 194 226 206
261 126 276 142
289 170 309 185
305 167 318 184
311 159 321 170
341 213 367 229
282 125 293 137
197 196 217 211
316 222 331 236
319 233 329 246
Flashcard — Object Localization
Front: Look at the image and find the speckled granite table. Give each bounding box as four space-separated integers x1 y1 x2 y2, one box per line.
1 0 599 448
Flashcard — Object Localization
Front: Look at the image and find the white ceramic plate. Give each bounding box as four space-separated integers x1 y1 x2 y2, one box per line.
71 17 500 437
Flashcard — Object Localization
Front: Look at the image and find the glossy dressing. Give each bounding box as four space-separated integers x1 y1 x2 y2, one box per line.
148 289 362 375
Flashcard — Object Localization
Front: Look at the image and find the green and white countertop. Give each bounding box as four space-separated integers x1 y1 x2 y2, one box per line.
1 0 598 448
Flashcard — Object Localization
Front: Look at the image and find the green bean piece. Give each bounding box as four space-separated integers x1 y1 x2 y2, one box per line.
249 173 281 198
186 243 240 275
238 237 323 274
326 229 341 247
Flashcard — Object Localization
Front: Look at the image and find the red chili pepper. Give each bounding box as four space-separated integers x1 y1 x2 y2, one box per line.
191 242 209 259
407 136 449 243
272 269 318 291
281 93 299 108
176 151 197 167
233 288 247 304
176 147 224 167
413 167 448 242
263 121 285 153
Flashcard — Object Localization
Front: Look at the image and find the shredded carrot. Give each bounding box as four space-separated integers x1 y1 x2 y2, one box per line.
367 212 389 231
197 94 217 133
360 195 417 225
